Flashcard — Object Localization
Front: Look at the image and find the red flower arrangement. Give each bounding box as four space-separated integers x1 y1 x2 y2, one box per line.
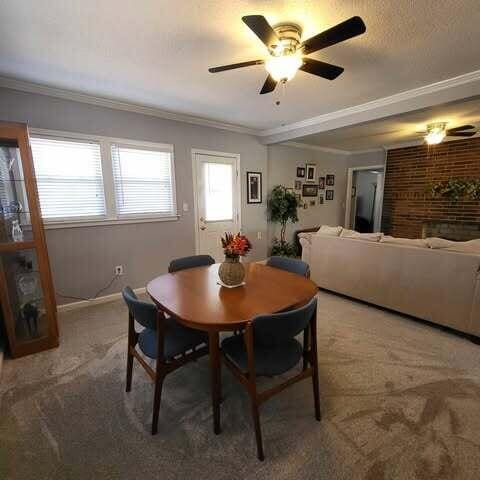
221 232 252 259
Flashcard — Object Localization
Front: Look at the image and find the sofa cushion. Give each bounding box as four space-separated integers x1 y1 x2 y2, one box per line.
316 225 343 236
445 239 480 255
380 236 429 248
340 229 382 242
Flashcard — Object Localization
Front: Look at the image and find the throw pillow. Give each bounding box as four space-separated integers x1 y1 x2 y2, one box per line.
445 239 480 255
316 225 343 236
380 236 429 248
340 229 382 242
425 237 456 249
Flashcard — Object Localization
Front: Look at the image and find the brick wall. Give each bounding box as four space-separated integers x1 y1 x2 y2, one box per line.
382 137 480 238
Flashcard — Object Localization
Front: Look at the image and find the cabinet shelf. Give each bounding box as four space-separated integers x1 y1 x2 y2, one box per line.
0 241 36 252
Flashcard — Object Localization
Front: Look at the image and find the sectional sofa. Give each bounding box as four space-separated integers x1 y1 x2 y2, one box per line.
300 228 480 338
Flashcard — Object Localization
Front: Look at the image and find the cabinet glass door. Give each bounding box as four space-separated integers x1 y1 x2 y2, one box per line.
0 142 32 244
0 249 48 344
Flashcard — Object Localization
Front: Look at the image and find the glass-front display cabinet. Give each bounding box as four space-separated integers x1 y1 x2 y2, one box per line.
0 121 58 357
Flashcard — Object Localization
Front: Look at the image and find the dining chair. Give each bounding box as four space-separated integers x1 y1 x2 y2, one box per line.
221 296 320 460
168 254 215 273
122 286 208 434
266 256 310 277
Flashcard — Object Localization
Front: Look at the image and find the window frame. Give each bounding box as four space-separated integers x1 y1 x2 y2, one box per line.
29 128 178 229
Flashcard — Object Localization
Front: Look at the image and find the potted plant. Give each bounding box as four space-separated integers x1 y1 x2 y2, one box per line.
267 185 299 257
218 232 252 287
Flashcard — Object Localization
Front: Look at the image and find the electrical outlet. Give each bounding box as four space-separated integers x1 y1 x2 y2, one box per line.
115 265 124 276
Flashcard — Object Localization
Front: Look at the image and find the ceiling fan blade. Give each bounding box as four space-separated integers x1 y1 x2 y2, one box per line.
242 15 279 50
300 58 344 80
260 75 277 94
208 60 264 73
302 16 366 55
446 131 476 137
446 125 476 133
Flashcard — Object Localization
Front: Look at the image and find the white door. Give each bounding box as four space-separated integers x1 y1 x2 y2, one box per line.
193 151 240 262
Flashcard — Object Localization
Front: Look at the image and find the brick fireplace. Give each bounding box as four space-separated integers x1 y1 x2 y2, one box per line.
382 137 480 239
422 221 480 241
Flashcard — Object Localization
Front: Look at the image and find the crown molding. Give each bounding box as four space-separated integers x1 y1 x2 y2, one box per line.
2 71 479 149
259 69 480 144
0 75 258 136
280 141 351 155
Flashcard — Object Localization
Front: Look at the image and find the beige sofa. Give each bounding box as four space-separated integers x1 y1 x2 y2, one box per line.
300 233 480 337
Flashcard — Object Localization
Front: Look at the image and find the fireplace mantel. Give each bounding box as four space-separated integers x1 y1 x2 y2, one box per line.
422 221 480 241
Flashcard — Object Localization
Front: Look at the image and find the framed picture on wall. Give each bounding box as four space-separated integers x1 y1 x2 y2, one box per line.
296 167 305 178
246 171 262 204
306 164 316 183
319 195 324 205
326 174 335 186
326 189 334 201
294 180 302 190
318 176 325 189
302 184 318 197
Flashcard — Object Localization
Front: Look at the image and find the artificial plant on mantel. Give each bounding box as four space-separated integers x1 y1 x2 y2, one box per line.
267 185 299 257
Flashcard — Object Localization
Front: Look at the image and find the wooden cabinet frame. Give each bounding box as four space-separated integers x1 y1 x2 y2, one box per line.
0 121 58 357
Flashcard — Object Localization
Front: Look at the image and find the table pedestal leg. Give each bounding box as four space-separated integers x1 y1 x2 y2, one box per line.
208 331 221 434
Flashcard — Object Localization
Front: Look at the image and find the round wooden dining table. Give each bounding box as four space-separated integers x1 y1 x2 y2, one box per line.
147 262 318 434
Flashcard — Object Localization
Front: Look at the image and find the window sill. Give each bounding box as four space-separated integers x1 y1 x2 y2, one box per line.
42 215 180 230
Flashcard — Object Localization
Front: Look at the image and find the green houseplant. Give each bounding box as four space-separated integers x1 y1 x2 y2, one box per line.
430 178 480 201
267 185 299 257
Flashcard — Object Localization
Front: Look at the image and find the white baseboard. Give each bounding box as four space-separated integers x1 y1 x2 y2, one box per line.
57 287 147 313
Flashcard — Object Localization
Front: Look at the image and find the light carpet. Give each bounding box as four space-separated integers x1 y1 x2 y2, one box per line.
1 291 480 480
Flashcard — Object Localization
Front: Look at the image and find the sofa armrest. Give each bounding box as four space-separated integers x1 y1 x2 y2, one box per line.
294 226 320 255
470 268 480 337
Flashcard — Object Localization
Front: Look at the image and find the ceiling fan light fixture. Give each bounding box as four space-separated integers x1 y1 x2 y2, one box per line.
265 52 303 82
425 122 447 145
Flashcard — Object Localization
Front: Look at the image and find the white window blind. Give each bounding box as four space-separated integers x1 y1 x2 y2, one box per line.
30 137 106 220
111 144 176 217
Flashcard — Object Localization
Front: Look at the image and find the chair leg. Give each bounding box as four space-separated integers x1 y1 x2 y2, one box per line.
249 396 264 461
244 323 265 461
151 373 165 435
310 312 321 421
126 312 136 393
126 348 134 392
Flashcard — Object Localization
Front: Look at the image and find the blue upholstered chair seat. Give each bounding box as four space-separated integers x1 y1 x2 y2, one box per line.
222 335 303 376
139 322 208 360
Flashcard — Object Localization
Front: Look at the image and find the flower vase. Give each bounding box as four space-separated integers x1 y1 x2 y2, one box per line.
218 256 245 287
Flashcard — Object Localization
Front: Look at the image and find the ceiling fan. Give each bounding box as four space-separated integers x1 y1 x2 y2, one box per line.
417 122 477 145
208 15 366 94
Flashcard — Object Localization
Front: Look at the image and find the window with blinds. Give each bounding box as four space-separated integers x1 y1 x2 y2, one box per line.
30 136 106 220
111 144 176 217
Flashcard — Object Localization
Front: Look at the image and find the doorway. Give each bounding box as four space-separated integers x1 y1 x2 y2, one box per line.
192 150 241 262
345 165 385 232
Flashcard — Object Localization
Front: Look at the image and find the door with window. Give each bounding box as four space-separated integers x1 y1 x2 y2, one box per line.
193 152 240 262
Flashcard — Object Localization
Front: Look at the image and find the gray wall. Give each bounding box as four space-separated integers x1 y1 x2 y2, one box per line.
0 88 268 304
266 145 386 245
